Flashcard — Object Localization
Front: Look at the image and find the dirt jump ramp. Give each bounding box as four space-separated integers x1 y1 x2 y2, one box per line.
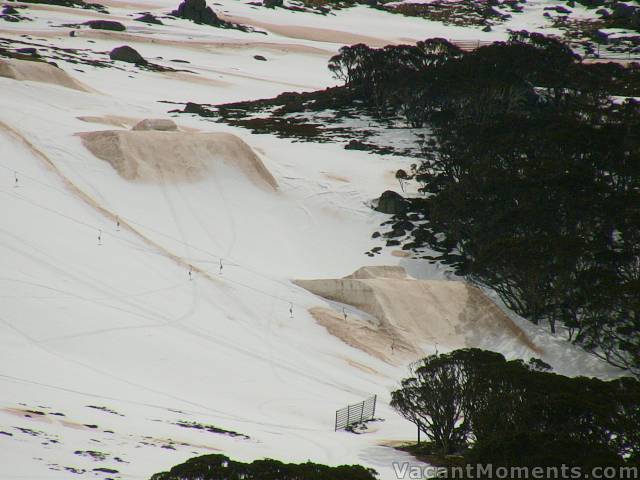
78 127 278 190
0 58 94 92
296 266 540 364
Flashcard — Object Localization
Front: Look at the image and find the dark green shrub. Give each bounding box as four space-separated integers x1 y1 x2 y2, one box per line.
150 454 378 480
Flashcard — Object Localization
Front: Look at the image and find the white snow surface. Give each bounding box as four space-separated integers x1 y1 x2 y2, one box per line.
0 1 625 479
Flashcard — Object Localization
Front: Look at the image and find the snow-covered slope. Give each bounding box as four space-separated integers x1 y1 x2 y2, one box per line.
0 1 626 479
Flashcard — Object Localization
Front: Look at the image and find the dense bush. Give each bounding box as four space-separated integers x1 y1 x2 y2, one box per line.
391 349 640 470
570 0 640 32
329 33 640 376
382 1 515 28
150 454 378 480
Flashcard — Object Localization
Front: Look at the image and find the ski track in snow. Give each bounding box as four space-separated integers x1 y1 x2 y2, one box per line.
0 1 630 479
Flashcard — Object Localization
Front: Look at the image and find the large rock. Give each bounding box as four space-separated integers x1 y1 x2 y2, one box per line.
109 45 146 64
171 0 221 25
263 0 283 8
375 190 409 215
594 29 610 44
84 20 125 31
611 3 637 20
134 13 163 25
16 47 38 56
1 4 29 22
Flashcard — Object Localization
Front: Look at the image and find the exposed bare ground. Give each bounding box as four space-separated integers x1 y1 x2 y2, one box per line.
9 1 118 19
309 307 419 364
94 0 158 8
68 28 335 56
323 173 350 183
160 71 232 88
219 14 398 47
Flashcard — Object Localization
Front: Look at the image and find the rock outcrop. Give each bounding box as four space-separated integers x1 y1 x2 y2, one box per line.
134 13 163 25
170 0 253 31
85 20 125 31
109 45 146 65
375 190 408 215
171 0 222 26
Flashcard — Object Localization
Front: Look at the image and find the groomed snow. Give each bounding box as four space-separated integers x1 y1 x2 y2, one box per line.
0 1 626 479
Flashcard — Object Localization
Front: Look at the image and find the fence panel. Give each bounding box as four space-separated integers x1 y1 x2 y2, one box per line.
335 395 377 431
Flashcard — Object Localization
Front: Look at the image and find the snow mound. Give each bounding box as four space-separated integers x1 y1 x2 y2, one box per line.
131 118 178 131
77 115 200 132
345 265 408 280
78 130 278 189
77 115 141 129
296 266 540 363
0 58 93 92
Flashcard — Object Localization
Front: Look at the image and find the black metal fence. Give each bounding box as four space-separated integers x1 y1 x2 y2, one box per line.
583 50 640 61
334 395 377 431
448 39 494 51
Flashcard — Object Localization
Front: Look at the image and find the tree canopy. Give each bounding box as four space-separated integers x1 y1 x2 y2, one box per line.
391 349 640 471
329 33 640 376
